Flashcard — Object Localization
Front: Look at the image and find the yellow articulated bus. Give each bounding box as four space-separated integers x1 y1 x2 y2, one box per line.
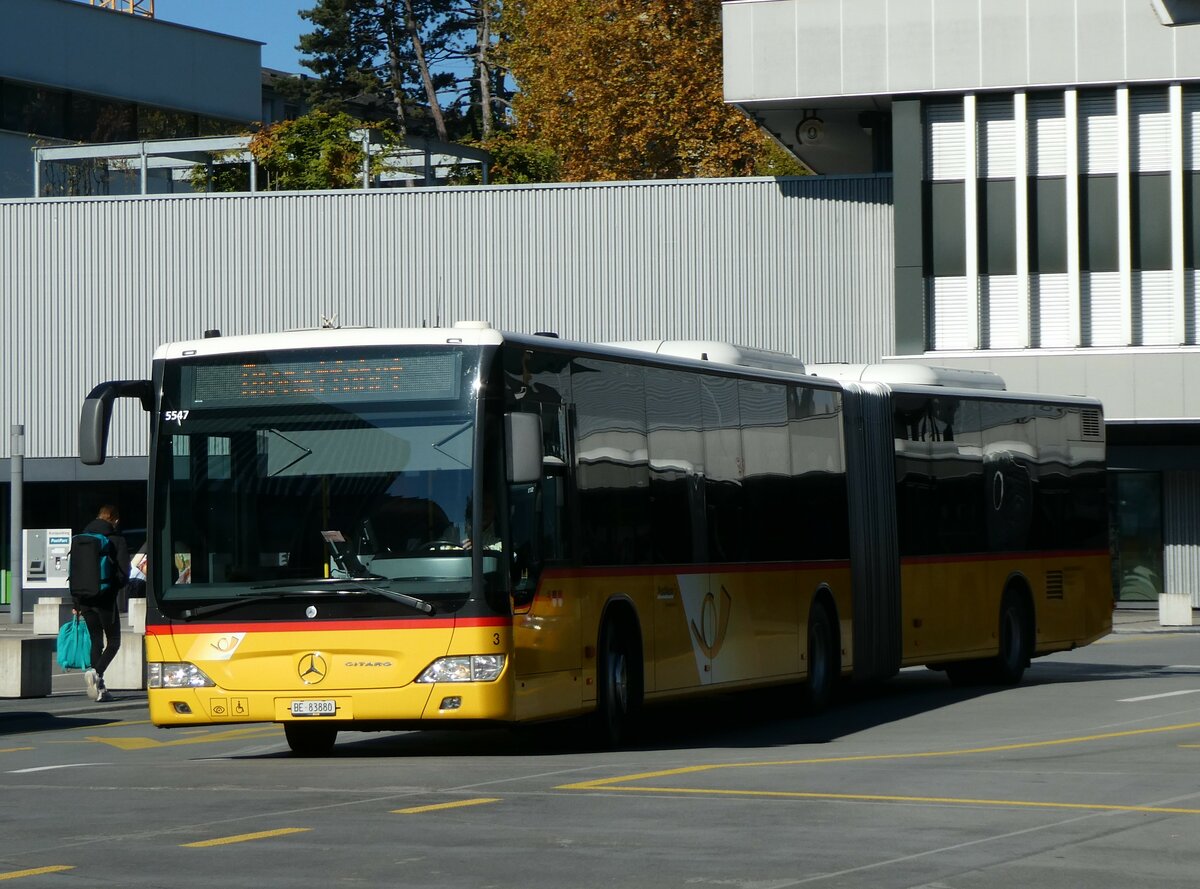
79 323 1112 755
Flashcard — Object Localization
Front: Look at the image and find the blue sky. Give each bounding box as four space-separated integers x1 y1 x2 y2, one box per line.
153 1 311 73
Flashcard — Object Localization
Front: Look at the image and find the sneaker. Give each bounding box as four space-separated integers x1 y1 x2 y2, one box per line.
96 688 114 703
84 669 100 701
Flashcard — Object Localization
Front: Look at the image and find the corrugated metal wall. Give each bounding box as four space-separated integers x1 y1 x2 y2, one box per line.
1 175 893 462
1164 470 1200 607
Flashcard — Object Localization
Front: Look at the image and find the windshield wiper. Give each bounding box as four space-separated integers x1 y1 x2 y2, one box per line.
250 575 386 589
266 428 313 477
251 576 435 614
178 578 434 620
179 594 297 621
334 583 435 614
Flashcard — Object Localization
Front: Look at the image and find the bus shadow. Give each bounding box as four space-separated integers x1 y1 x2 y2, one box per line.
252 659 1177 759
0 712 131 736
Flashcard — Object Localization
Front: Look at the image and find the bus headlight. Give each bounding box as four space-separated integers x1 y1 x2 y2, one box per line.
148 662 216 689
416 655 506 683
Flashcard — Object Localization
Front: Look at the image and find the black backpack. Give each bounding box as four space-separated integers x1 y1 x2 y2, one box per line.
68 532 119 604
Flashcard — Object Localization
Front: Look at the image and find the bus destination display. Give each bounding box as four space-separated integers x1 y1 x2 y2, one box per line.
185 353 462 407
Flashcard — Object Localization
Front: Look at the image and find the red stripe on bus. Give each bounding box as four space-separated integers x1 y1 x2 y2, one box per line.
145 616 510 636
538 560 852 580
900 549 1109 567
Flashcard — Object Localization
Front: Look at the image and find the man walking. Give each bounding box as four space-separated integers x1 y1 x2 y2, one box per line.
70 504 129 703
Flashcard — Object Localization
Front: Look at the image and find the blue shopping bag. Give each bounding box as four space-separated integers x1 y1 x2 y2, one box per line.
56 615 92 671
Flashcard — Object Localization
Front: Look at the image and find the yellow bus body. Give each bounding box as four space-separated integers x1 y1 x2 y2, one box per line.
146 550 1108 730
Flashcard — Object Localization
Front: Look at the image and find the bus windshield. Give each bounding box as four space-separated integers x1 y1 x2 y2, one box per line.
153 346 484 605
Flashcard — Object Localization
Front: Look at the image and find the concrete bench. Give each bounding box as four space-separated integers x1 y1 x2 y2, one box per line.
1159 593 1195 626
0 636 56 698
104 630 146 691
127 597 146 633
33 597 76 636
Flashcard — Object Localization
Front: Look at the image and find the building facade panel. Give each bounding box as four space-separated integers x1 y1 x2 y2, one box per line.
932 0 980 91
842 0 889 95
726 0 1200 106
1164 470 1200 608
885 1 935 93
793 2 842 98
0 176 894 462
1077 0 1129 85
978 0 1028 88
3 0 260 121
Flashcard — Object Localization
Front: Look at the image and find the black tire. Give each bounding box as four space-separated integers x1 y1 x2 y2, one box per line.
801 604 838 713
594 617 641 747
944 594 1031 687
284 722 338 757
983 593 1032 685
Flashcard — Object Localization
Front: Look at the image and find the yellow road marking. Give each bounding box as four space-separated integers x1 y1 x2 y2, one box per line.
87 725 280 750
560 721 1200 791
0 748 34 754
0 866 74 881
558 721 1200 814
182 828 310 848
393 798 501 814
572 784 1200 815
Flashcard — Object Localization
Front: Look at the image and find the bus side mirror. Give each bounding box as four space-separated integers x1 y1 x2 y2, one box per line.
505 412 543 485
79 379 153 466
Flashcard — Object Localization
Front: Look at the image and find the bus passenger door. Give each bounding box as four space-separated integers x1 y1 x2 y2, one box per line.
508 403 583 717
652 473 711 691
646 368 710 691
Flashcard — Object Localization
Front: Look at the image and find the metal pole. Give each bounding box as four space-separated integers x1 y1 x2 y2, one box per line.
9 425 23 624
362 134 370 190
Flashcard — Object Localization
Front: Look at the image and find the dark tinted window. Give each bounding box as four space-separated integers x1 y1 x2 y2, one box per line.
573 359 650 565
740 380 791 560
979 179 1016 275
701 375 744 563
1029 177 1068 274
789 385 849 559
646 368 705 564
925 180 967 276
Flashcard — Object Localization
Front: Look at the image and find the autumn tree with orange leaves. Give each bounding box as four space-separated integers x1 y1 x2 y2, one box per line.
500 0 802 181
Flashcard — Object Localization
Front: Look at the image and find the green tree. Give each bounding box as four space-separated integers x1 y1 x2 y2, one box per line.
191 111 401 192
501 0 805 181
298 0 454 140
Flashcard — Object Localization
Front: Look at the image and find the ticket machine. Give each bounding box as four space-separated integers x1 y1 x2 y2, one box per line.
23 528 72 603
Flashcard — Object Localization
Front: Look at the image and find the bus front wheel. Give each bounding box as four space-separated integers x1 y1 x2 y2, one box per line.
284 722 338 757
594 617 641 747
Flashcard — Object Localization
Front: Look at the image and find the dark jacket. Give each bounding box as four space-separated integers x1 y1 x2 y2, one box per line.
76 518 130 608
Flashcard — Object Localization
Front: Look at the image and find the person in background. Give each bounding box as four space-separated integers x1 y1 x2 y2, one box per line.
75 505 129 703
124 547 147 601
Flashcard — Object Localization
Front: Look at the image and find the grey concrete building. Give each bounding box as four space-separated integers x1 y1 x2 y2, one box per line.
1 0 260 198
724 0 1200 610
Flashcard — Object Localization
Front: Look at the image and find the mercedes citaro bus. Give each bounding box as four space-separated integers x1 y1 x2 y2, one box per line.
79 322 1112 755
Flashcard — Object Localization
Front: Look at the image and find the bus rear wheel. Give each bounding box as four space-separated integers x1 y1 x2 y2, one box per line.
945 593 1032 687
801 603 838 713
983 593 1032 685
594 617 641 747
284 722 338 757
